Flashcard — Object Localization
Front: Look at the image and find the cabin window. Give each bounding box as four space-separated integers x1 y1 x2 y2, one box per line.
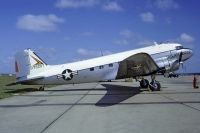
99 65 104 69
109 63 113 67
90 67 94 71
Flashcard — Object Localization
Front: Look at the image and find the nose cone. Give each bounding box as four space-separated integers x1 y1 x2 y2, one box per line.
188 49 193 58
181 48 193 61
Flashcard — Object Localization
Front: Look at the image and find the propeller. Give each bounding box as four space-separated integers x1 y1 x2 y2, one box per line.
178 51 183 63
178 51 184 69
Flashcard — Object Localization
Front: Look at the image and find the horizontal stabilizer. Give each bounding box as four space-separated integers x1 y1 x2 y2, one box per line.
6 76 44 86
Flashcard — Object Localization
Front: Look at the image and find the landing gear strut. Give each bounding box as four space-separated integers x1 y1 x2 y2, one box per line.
38 85 45 91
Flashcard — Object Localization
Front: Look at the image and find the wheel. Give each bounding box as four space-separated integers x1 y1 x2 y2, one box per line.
38 86 44 91
149 81 161 91
140 79 149 88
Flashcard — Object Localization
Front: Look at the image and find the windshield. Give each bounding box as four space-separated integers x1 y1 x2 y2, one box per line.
175 46 183 50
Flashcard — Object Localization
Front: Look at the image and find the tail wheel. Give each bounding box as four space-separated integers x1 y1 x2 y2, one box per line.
149 81 161 91
140 79 149 88
38 86 45 91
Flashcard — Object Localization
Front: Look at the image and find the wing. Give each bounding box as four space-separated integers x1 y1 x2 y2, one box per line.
116 53 160 79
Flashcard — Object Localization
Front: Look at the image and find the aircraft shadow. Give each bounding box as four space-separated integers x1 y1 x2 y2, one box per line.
95 84 142 107
45 88 107 92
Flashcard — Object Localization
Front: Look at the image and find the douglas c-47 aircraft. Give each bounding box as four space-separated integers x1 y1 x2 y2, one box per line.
11 42 193 91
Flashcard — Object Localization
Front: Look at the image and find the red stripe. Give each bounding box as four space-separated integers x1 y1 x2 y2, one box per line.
15 61 19 73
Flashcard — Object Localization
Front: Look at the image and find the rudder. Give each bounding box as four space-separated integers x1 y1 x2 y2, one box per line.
15 49 47 80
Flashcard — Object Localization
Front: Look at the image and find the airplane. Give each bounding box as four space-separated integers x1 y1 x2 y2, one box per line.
10 42 193 91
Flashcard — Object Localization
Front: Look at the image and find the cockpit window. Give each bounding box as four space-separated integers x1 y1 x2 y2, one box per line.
176 46 183 50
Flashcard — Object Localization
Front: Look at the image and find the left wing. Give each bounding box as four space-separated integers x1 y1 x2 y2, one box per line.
116 53 160 79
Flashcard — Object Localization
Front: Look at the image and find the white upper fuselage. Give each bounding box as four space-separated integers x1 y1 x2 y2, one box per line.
23 42 192 85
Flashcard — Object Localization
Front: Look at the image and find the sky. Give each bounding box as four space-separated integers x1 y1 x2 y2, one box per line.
0 0 200 73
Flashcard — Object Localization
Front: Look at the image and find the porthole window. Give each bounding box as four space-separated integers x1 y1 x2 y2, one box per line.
90 67 94 71
109 63 113 67
99 65 104 69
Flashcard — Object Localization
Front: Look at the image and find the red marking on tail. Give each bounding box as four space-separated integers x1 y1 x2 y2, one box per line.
15 61 19 73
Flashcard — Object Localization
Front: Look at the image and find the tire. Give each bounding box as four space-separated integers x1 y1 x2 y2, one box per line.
149 81 161 91
140 79 149 88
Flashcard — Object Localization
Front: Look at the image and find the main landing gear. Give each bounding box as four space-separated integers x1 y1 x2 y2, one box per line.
139 75 161 91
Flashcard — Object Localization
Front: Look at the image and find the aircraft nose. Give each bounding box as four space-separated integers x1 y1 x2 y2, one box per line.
181 48 193 61
188 49 193 58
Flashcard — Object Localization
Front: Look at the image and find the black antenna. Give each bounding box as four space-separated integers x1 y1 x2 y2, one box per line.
101 50 103 56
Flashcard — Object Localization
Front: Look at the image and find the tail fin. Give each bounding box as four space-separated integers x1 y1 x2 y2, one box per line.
15 49 47 80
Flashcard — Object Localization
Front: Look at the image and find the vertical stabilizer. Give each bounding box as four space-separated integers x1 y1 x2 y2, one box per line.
15 49 47 80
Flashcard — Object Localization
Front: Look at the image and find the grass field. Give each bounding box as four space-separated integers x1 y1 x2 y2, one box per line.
0 76 41 99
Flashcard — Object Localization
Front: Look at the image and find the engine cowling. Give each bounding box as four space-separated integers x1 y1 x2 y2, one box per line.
170 60 180 71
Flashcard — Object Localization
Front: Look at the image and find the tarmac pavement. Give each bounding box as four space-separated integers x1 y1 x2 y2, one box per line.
0 76 200 133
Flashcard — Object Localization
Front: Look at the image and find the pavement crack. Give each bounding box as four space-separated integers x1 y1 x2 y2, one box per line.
40 83 99 133
158 93 200 113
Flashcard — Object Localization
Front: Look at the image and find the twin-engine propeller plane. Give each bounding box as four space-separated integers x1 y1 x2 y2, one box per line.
10 42 193 91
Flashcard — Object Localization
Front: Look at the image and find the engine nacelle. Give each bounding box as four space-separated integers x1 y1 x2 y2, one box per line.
157 57 181 76
162 58 180 72
170 61 180 71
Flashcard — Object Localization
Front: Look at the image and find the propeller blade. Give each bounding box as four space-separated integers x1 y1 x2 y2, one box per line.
181 62 183 69
178 52 183 63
